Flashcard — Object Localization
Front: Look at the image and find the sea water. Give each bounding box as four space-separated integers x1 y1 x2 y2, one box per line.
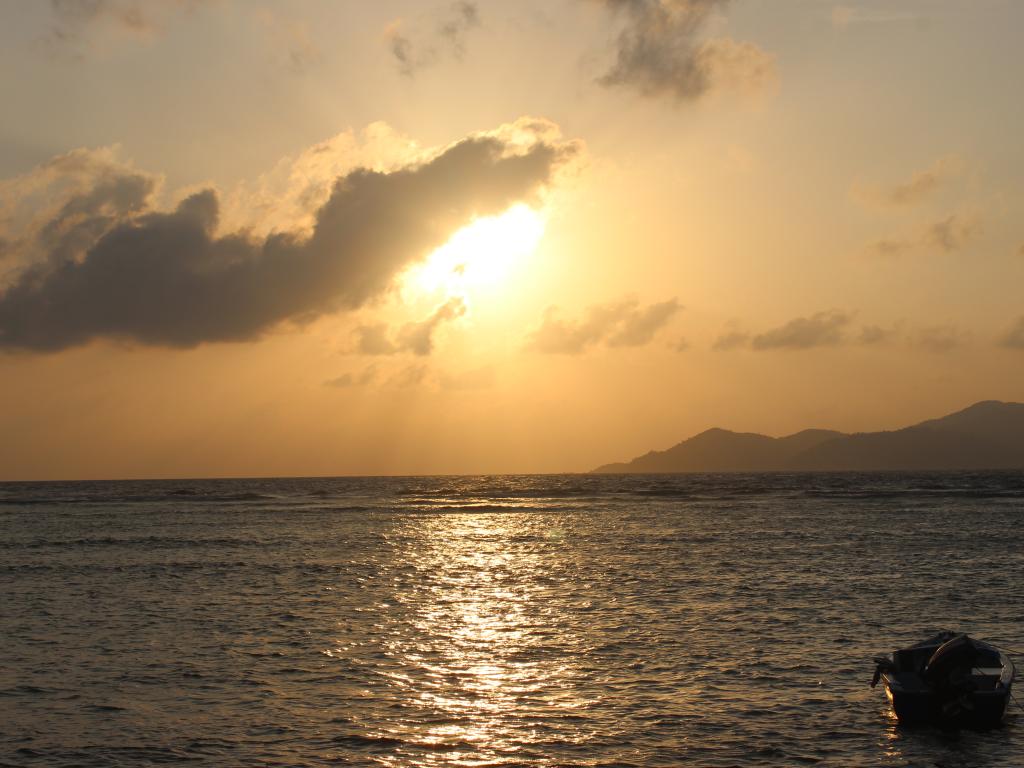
2 472 1024 767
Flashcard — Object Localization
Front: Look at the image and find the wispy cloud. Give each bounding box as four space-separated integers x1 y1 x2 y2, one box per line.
712 329 750 351
255 8 322 75
354 298 467 357
831 4 923 29
47 0 212 48
926 214 981 253
858 324 898 345
325 363 432 390
528 297 681 354
714 312 901 351
999 317 1024 350
591 0 776 103
386 1 481 77
915 325 967 354
853 155 964 209
866 212 982 258
440 365 496 390
751 310 851 350
325 364 379 389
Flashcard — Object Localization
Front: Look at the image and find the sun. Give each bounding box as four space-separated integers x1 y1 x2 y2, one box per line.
407 204 546 295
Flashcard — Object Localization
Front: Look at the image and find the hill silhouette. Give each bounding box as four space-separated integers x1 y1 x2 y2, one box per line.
593 401 1024 473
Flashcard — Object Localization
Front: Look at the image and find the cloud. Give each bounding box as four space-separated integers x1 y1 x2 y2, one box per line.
386 2 481 77
831 5 922 29
255 9 322 75
858 324 898 345
915 325 966 354
47 0 210 45
440 365 495 390
866 212 981 258
49 2 320 74
925 214 981 253
326 365 378 389
853 155 964 208
751 310 851 350
592 0 776 102
0 119 577 352
712 329 750 351
221 122 426 239
715 316 907 351
355 297 467 357
325 362 431 390
388 364 430 388
527 297 680 354
866 237 913 259
354 324 399 356
0 146 159 279
398 298 467 355
999 317 1024 350
607 298 681 346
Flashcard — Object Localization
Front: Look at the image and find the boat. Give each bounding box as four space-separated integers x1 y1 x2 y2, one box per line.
871 631 1015 728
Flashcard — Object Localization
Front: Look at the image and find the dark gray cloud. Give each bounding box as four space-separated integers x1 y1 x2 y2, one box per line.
1001 317 1024 350
37 172 156 267
0 129 574 352
592 0 774 102
388 2 481 77
528 297 680 354
354 297 466 357
751 310 851 350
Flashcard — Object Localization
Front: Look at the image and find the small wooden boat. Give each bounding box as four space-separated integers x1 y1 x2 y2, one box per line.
871 631 1015 728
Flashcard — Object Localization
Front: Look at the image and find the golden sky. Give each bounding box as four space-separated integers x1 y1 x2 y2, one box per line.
1 0 1023 479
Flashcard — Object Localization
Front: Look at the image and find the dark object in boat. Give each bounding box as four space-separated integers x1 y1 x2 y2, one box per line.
871 631 1015 728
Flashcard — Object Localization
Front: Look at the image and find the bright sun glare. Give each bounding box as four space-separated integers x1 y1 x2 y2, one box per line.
408 204 545 295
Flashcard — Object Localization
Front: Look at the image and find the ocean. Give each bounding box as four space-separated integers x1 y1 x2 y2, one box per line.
2 472 1023 767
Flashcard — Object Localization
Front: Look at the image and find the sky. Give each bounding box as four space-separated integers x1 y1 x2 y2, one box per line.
1 0 1023 480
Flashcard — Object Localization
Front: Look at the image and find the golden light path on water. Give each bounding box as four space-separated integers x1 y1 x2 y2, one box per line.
326 508 598 767
380 513 588 766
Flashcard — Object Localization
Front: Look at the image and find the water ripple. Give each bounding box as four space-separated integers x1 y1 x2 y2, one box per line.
2 472 1023 766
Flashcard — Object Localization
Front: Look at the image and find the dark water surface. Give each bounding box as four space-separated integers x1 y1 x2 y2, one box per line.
3 472 1024 767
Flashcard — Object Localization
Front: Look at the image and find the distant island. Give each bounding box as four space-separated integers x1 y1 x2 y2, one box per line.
593 401 1024 473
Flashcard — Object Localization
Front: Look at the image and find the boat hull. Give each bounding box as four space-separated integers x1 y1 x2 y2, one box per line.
874 632 1015 729
885 680 1011 728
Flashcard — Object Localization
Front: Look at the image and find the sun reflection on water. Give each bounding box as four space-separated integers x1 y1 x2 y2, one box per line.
330 511 592 765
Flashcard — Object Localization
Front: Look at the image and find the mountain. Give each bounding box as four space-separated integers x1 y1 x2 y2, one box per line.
592 401 1024 473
